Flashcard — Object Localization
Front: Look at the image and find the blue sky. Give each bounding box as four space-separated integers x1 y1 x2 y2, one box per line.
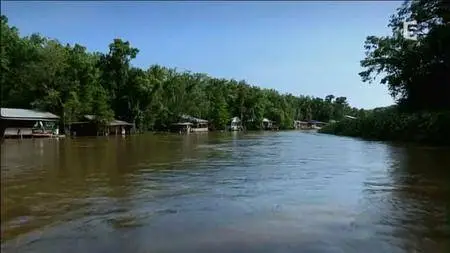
2 1 402 109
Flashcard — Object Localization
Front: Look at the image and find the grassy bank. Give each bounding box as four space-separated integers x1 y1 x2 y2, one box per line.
319 108 450 145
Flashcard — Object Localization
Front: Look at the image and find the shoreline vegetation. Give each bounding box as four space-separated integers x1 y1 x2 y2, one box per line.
0 15 363 133
319 107 450 145
2 0 449 144
323 0 450 145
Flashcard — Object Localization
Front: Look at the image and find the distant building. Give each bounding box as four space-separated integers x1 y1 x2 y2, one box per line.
170 122 194 133
262 118 278 130
1 108 59 138
171 115 208 133
229 117 243 131
344 115 357 120
69 115 133 136
293 120 308 129
181 115 208 132
308 120 327 129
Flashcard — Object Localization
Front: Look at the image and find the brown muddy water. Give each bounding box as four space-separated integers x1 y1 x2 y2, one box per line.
1 131 449 253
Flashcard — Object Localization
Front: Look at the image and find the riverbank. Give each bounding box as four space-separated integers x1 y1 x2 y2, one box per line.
319 109 450 145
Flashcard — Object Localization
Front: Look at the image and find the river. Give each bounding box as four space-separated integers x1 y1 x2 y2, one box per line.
1 131 449 253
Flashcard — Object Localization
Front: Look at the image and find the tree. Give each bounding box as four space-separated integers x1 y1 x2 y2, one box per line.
359 0 450 111
0 13 360 133
98 38 139 118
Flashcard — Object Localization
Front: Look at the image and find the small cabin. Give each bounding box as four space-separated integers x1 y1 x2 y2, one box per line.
293 120 309 129
262 118 274 130
229 117 243 131
170 122 193 133
179 115 208 132
69 115 133 136
1 108 60 138
308 120 327 129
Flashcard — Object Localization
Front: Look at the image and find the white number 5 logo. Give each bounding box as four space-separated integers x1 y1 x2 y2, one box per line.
403 21 418 41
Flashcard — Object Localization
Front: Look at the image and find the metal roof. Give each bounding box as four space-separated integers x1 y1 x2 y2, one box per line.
109 119 133 126
180 114 208 123
308 120 326 124
172 122 193 126
231 117 241 123
83 115 133 126
0 108 59 121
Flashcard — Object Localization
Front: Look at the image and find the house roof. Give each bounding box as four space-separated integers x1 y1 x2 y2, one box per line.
82 115 133 126
172 122 193 126
180 114 208 123
231 117 241 123
0 108 59 121
109 119 133 126
308 120 326 124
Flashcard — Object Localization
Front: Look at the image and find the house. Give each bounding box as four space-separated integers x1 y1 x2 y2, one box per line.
170 122 193 133
69 115 133 136
228 117 243 131
179 114 208 132
293 120 309 129
1 108 60 138
308 120 327 129
262 118 274 130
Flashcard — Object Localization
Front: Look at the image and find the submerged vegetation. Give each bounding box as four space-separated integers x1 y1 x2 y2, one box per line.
1 15 361 132
321 0 450 145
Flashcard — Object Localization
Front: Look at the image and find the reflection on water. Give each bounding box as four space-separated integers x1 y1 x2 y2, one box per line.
1 132 449 253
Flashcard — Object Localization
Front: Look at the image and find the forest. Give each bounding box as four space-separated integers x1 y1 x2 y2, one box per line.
0 15 363 132
320 0 450 145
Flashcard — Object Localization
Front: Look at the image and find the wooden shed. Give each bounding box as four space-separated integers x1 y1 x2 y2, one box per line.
69 115 133 136
1 108 60 138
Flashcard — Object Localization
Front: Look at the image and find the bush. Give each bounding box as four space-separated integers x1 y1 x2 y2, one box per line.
319 108 450 145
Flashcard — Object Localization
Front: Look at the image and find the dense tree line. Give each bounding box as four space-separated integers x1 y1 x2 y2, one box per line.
359 0 449 112
321 0 450 145
1 15 362 132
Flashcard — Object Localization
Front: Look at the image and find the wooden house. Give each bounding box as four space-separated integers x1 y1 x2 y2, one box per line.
170 122 193 133
262 118 274 130
69 115 133 136
293 120 309 129
179 115 208 132
228 117 243 131
308 120 327 129
1 108 60 138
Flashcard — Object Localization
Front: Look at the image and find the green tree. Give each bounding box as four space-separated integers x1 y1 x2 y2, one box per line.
0 13 359 133
359 0 450 111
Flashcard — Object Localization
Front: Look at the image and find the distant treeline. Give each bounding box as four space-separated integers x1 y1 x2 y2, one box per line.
320 106 450 145
0 15 363 132
321 0 450 145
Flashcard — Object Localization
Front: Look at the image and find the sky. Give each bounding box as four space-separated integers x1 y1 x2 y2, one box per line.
1 1 402 109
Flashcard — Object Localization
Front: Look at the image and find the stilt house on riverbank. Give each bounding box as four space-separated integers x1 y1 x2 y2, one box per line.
308 120 327 129
171 114 208 133
1 108 60 139
69 115 133 136
182 115 208 132
262 118 279 130
293 120 309 129
229 117 243 131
